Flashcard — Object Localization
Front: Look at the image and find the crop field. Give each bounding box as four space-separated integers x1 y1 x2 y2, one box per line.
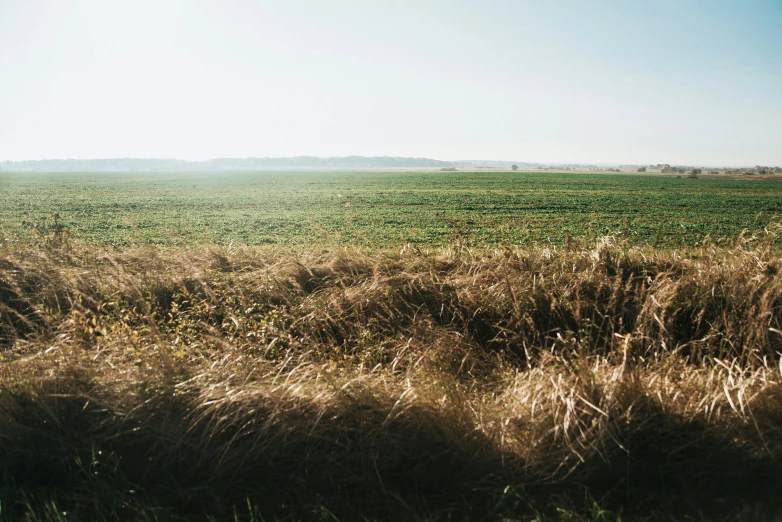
4 171 782 520
1 170 781 248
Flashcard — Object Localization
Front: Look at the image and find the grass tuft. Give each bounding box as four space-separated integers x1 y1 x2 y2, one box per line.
2 236 782 520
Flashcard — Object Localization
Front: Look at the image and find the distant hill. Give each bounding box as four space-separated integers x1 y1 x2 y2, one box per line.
0 156 533 171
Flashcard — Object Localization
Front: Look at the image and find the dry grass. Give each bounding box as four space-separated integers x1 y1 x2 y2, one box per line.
2 233 782 520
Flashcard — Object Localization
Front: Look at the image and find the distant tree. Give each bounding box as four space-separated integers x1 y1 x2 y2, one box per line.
688 168 701 179
511 165 518 171
637 167 647 172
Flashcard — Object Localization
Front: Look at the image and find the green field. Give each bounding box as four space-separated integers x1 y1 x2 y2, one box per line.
2 170 781 248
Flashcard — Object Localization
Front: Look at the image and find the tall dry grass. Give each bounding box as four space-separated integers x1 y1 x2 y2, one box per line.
2 233 782 520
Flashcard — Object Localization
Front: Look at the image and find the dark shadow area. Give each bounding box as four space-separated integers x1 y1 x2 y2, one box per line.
2 380 782 521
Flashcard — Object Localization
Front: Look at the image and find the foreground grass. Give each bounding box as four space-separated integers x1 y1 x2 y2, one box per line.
2 235 782 520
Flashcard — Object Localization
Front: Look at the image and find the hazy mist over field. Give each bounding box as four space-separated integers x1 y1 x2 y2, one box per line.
1 0 781 165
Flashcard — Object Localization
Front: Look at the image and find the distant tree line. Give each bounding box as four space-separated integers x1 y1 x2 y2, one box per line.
644 164 782 176
0 157 510 171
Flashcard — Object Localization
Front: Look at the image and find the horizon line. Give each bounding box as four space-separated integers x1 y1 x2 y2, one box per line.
1 155 777 169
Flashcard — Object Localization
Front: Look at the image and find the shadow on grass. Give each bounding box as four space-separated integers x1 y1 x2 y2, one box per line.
2 377 782 521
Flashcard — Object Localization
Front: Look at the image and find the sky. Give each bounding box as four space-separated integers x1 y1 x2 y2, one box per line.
1 0 781 166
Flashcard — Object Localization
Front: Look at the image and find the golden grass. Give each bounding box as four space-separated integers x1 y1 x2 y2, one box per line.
2 234 782 520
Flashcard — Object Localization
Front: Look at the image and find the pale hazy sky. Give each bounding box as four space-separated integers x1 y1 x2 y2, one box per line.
1 0 781 165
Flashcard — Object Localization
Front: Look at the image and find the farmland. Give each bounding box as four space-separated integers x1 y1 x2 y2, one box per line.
1 170 781 248
3 170 782 520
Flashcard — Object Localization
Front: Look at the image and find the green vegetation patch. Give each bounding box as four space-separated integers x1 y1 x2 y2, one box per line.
1 170 781 248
